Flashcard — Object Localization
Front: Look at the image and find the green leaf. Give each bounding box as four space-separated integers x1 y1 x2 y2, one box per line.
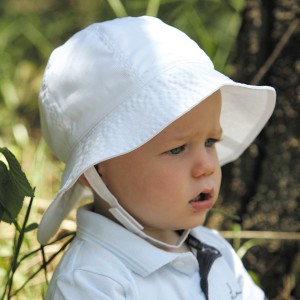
0 147 34 224
0 147 34 197
0 160 15 222
24 222 39 232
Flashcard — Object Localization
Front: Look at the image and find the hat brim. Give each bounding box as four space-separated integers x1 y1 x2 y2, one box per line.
37 62 276 245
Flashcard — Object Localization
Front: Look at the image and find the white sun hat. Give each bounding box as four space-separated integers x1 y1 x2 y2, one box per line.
37 16 276 246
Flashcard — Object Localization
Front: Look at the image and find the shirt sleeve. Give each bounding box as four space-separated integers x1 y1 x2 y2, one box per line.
46 270 127 300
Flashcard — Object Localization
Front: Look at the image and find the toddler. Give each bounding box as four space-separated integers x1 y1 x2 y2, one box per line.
38 16 275 299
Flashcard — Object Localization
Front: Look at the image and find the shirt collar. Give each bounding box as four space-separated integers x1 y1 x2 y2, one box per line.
76 204 197 277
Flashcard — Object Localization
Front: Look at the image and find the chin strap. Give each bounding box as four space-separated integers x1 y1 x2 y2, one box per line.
84 166 190 249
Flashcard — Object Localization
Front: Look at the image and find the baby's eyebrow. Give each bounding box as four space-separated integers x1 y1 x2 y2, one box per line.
165 126 223 143
166 129 197 143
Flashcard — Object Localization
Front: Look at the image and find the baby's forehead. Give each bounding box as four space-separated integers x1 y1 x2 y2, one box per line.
139 92 222 147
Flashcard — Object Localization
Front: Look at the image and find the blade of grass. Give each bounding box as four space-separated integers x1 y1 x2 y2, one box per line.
146 0 161 16
106 0 127 17
237 239 267 259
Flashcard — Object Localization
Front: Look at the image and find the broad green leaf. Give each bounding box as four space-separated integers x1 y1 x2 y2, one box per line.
0 161 13 222
0 147 34 224
0 147 34 197
0 184 24 224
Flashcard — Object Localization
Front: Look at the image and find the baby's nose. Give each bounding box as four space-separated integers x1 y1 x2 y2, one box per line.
191 151 216 178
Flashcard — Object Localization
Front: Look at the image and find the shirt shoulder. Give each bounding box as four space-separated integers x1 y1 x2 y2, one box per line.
47 237 139 299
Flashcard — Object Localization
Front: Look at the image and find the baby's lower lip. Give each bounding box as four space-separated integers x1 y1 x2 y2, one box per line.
190 199 213 210
189 196 214 211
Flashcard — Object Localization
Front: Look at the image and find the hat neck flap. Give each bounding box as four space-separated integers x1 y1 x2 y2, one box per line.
84 167 190 249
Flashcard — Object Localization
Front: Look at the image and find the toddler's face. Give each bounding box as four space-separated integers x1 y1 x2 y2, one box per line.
98 91 222 244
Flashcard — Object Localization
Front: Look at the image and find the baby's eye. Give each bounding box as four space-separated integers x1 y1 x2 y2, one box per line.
205 138 219 148
168 145 186 155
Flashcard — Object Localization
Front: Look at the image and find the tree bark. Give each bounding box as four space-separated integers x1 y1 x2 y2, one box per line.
207 1 300 299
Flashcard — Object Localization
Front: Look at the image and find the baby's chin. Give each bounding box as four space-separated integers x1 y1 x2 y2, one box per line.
182 214 210 229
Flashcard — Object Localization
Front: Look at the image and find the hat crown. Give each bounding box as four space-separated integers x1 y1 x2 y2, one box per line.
39 16 213 162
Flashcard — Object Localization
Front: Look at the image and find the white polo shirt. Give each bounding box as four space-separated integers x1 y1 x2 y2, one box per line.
46 205 266 299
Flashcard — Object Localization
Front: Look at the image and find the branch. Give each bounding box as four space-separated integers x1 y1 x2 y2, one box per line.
251 19 299 85
220 230 300 240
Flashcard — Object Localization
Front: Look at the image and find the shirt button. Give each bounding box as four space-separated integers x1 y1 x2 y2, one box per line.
172 260 185 269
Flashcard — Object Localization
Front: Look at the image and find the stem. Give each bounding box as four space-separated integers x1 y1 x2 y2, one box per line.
1 233 14 300
11 234 75 297
251 19 299 85
18 230 76 264
7 193 35 298
41 246 49 286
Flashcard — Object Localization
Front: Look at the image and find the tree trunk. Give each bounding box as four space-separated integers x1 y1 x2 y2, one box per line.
207 1 300 299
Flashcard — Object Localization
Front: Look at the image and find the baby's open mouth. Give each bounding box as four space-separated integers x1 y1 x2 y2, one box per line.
190 192 211 202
